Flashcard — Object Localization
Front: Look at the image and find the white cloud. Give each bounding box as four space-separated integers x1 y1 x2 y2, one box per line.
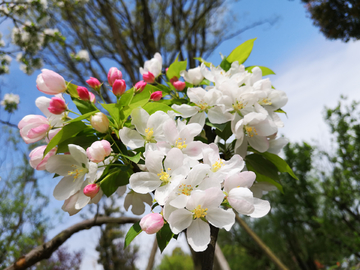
272 37 360 144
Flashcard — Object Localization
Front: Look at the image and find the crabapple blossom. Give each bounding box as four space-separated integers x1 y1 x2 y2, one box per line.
86 140 112 163
140 213 164 234
77 86 91 101
90 112 109 133
150 91 162 101
180 66 204 85
139 52 162 78
18 115 50 144
83 183 100 198
36 69 67 95
86 77 101 91
124 190 153 215
142 72 155 83
112 79 126 96
46 144 98 201
48 96 67 114
107 67 123 86
134 80 147 93
173 80 186 91
29 145 57 170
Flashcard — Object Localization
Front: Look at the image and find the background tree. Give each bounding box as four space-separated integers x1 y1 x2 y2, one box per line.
0 0 277 101
301 0 360 42
156 247 194 270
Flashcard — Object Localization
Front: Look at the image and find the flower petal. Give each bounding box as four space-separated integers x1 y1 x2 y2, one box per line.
187 219 210 252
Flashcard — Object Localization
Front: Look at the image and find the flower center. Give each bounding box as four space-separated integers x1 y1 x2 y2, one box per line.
145 127 154 142
178 184 193 196
68 165 88 180
195 102 209 112
259 98 272 106
233 101 245 111
192 205 208 219
245 126 258 137
158 169 170 184
175 138 187 149
212 159 224 172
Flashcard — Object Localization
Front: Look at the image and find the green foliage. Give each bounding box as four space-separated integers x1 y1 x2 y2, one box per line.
227 38 257 64
155 247 194 270
166 60 187 80
156 223 174 253
124 222 142 249
245 66 275 76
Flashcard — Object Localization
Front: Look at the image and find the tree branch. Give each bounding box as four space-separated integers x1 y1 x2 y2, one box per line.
0 119 17 128
6 216 140 270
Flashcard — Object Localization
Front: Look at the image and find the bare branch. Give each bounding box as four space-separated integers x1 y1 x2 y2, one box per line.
6 216 140 270
0 119 17 128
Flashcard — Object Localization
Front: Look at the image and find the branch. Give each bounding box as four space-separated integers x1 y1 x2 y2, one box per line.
6 216 140 270
0 119 17 128
235 214 289 270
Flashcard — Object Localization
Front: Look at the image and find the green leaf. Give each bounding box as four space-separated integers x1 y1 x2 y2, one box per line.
119 88 135 107
156 223 174 253
121 152 141 163
153 84 171 95
143 102 176 115
215 122 233 141
194 57 211 67
245 154 279 181
101 103 121 127
219 57 231 72
66 82 79 98
245 66 275 76
100 168 130 197
206 121 227 132
166 60 187 80
65 111 99 124
124 222 142 249
199 79 211 86
44 121 86 156
72 98 98 115
261 152 298 180
248 165 284 193
227 38 257 64
274 108 287 117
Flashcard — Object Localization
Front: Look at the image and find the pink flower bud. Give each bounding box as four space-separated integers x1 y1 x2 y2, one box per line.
48 96 67 114
142 71 155 83
169 76 178 84
86 140 112 163
86 77 101 91
77 86 90 101
165 67 169 73
112 79 126 97
45 128 61 143
134 80 147 93
89 92 96 103
172 81 186 91
83 183 100 199
140 213 164 234
36 69 67 95
29 145 57 170
150 91 162 101
107 67 123 86
18 115 51 144
90 112 109 133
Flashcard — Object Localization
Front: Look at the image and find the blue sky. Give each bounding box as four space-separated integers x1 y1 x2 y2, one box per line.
2 0 360 269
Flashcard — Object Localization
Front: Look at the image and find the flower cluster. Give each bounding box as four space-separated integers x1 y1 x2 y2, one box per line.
1 93 20 113
17 39 294 253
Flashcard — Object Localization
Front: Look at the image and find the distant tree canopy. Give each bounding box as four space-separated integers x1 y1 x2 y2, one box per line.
302 0 360 42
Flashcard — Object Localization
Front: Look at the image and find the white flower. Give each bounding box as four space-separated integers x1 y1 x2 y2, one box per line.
129 148 189 205
46 144 98 201
139 52 162 78
224 172 271 218
167 187 235 252
35 95 66 127
119 107 171 149
180 66 204 85
76 50 90 62
1 93 19 106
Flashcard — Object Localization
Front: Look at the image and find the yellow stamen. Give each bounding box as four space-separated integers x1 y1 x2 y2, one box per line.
178 184 193 196
212 160 224 172
157 169 170 183
192 205 208 219
259 98 272 106
145 127 154 142
195 102 209 112
175 138 187 150
245 126 258 137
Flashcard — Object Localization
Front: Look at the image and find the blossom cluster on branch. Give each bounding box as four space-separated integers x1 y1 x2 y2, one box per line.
17 39 296 252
